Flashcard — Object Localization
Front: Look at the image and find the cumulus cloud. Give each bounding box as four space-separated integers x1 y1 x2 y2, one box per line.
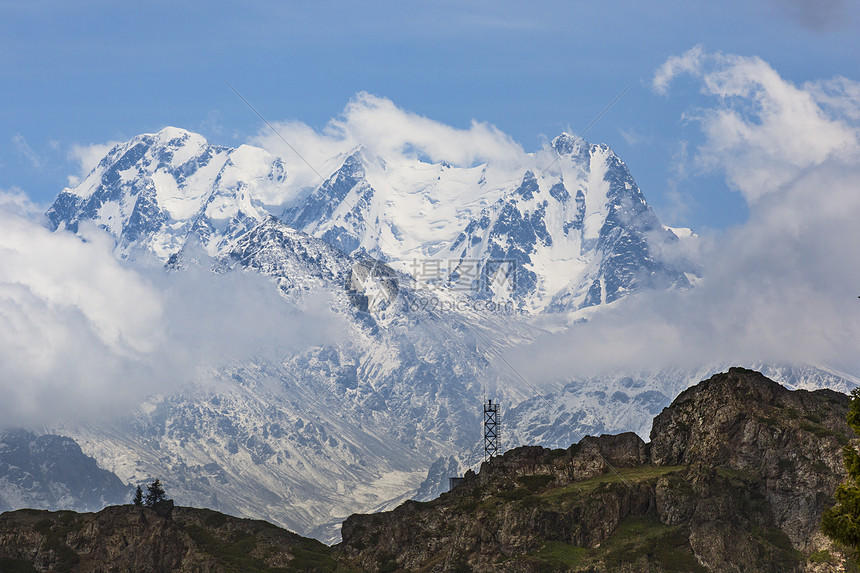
653 47 859 202
805 76 860 121
148 252 349 371
511 50 860 382
250 92 527 188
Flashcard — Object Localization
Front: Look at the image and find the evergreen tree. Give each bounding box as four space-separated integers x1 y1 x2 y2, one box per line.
132 485 143 506
822 388 860 547
144 479 166 508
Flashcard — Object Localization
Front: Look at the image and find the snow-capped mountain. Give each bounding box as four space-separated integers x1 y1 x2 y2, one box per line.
40 126 856 542
49 127 693 312
47 128 292 260
284 133 692 312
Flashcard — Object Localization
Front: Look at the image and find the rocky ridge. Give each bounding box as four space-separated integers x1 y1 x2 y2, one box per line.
337 368 856 572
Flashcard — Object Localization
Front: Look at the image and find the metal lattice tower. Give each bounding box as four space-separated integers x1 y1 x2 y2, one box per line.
483 399 500 462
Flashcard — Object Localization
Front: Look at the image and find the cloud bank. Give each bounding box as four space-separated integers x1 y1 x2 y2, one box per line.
0 194 347 428
0 192 165 426
512 49 860 382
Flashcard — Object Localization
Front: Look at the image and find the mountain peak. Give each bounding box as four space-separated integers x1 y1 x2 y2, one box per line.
151 125 196 140
551 131 583 155
47 128 283 259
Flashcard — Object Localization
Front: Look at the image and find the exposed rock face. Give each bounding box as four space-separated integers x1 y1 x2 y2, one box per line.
650 368 851 554
338 368 854 572
0 505 338 573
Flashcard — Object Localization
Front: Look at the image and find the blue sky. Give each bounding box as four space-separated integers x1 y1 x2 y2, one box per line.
1 0 858 232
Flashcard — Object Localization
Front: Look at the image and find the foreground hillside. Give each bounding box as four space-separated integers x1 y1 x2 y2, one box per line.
1 368 856 572
337 368 856 571
0 505 349 573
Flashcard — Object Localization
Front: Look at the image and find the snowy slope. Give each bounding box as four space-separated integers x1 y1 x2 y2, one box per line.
285 133 692 312
47 212 542 541
47 128 292 260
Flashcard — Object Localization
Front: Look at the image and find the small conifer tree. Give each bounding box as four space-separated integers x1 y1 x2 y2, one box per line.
822 388 860 548
144 479 166 508
132 485 143 506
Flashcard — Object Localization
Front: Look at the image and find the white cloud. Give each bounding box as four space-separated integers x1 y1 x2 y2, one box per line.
147 251 349 370
805 76 860 121
0 192 166 426
12 133 42 169
652 48 859 202
0 192 349 429
652 45 704 96
67 140 121 186
249 92 527 187
511 161 860 379
511 51 860 382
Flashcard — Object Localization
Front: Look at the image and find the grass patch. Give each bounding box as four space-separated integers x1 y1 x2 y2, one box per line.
799 421 836 439
376 551 398 573
287 545 345 572
546 448 569 461
755 527 803 569
600 516 706 572
777 458 794 471
715 466 754 480
498 488 531 502
532 540 588 567
809 549 834 563
184 524 269 572
541 465 686 504
32 515 82 573
517 474 554 490
812 460 830 473
203 511 228 528
523 515 706 572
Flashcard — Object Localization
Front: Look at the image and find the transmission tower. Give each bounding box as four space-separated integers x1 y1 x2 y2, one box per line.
483 399 500 462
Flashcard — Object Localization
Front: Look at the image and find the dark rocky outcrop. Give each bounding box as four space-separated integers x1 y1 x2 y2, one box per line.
650 369 851 558
337 368 855 572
